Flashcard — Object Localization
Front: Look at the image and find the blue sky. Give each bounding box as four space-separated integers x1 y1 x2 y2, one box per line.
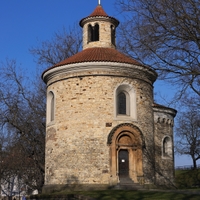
0 0 117 74
0 0 197 167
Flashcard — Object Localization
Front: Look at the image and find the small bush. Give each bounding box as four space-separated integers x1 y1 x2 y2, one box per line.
175 169 200 189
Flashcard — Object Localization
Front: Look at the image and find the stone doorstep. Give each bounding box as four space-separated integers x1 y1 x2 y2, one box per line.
116 177 144 190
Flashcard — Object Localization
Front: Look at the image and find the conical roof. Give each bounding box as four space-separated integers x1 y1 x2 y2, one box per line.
80 5 119 27
89 4 108 17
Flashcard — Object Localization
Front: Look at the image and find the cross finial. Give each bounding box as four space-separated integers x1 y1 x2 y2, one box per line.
98 0 101 5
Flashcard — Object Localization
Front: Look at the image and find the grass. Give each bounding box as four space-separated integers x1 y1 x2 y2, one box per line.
30 169 200 199
76 190 200 200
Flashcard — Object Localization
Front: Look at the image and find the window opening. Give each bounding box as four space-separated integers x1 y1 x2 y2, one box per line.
115 84 136 119
48 91 55 123
50 94 55 121
163 137 171 157
118 92 126 115
111 25 116 45
88 24 99 42
88 24 93 42
93 24 99 41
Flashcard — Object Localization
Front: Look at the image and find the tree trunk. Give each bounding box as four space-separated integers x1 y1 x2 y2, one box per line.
192 158 197 169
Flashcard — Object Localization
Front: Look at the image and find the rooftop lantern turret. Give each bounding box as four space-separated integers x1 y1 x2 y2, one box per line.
80 3 119 50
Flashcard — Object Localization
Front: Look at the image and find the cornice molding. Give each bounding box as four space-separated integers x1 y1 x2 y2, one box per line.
42 62 157 85
153 106 177 118
80 16 119 27
156 117 174 126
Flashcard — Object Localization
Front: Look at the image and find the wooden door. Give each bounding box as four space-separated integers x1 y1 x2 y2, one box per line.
118 149 129 177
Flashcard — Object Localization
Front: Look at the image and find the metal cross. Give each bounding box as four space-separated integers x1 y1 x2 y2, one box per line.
98 0 101 5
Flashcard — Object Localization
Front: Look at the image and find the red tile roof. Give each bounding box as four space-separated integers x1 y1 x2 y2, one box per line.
53 47 143 67
42 48 156 76
80 5 119 27
89 5 108 17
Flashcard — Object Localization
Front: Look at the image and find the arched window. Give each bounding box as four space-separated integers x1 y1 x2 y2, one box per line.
47 91 55 123
88 24 99 43
110 25 116 45
118 92 126 114
115 84 136 120
163 137 172 157
50 94 55 121
117 91 129 115
88 24 93 42
93 24 99 41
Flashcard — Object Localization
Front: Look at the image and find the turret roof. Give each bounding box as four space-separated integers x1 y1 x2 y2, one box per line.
80 5 119 27
89 4 108 17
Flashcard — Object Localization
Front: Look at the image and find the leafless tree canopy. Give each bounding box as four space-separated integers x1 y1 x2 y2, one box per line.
116 0 200 97
30 24 82 67
0 60 46 193
0 24 82 194
175 98 200 169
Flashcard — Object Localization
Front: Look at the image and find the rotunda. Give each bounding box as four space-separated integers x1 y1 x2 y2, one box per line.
42 3 176 191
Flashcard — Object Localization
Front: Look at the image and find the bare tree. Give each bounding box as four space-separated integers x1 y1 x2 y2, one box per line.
0 124 16 198
30 24 82 67
0 60 46 193
0 129 24 199
175 97 200 169
116 0 200 98
0 23 83 194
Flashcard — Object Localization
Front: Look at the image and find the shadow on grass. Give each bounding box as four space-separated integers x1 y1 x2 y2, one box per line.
80 190 200 200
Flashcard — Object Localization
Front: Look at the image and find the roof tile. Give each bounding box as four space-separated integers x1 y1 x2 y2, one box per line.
53 47 143 67
89 5 108 17
79 5 119 27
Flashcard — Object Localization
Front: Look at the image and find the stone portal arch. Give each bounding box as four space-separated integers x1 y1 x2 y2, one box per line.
108 123 144 184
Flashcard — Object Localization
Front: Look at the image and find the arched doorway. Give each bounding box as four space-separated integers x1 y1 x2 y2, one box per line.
108 123 144 184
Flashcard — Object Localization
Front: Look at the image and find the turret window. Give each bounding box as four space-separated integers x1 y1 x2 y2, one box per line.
88 25 93 42
88 24 99 43
93 24 99 41
111 25 116 45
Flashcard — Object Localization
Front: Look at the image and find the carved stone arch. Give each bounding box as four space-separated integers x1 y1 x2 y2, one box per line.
107 123 145 147
108 123 144 184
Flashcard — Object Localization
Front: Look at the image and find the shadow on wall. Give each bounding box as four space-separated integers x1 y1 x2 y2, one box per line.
143 141 176 189
65 175 80 190
43 175 80 194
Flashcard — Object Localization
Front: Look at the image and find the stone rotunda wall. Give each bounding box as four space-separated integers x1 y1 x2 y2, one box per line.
44 65 155 189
